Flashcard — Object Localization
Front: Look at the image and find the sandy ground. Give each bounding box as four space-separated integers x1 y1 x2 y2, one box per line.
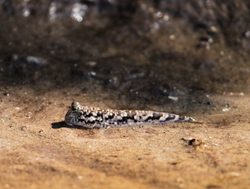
1 1 250 188
0 87 250 189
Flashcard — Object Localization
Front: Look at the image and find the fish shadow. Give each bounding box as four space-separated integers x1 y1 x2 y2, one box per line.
51 121 97 130
51 121 70 129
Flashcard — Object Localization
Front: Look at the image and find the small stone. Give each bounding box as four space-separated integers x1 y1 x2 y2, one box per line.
26 56 47 66
26 112 32 118
181 137 203 147
86 61 97 67
244 31 250 38
20 126 27 131
168 95 178 101
210 26 218 33
169 34 176 40
3 92 10 96
89 71 96 76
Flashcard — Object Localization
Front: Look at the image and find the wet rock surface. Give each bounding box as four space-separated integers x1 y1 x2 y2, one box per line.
0 1 250 110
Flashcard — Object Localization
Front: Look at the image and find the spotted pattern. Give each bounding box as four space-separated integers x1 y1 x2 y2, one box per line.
64 102 197 128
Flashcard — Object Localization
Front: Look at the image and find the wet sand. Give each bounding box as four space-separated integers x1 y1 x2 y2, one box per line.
0 87 250 189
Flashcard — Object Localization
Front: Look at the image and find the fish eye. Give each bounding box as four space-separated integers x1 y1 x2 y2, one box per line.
71 101 80 111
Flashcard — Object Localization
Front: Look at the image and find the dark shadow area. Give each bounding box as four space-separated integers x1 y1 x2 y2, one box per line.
51 121 98 130
51 121 69 129
1 0 250 113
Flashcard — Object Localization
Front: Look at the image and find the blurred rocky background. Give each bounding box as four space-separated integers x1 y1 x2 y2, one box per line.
0 0 250 112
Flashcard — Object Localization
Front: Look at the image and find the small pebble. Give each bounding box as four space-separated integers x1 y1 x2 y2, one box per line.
3 92 10 96
181 137 203 147
169 34 176 40
168 96 178 101
20 126 27 131
86 61 97 67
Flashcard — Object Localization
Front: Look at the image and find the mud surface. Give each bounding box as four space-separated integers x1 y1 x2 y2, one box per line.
1 1 250 188
1 88 250 189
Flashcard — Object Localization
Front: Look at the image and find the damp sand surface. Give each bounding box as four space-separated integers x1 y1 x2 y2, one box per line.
0 87 250 189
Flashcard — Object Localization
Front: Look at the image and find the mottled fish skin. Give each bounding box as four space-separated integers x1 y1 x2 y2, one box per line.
64 101 197 129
